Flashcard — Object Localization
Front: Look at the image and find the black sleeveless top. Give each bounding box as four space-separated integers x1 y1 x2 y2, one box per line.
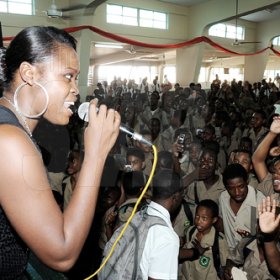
0 105 30 279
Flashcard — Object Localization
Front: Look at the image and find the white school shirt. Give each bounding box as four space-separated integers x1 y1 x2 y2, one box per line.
140 201 179 280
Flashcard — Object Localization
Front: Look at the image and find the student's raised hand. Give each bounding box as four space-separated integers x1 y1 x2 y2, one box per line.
270 116 280 134
258 196 280 234
172 141 184 158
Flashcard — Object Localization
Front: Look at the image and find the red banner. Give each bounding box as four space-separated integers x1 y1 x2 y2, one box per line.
3 25 278 57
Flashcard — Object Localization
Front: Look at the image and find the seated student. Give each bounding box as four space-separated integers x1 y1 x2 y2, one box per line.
138 91 170 132
183 145 225 205
99 170 184 280
180 139 203 176
258 196 280 278
233 148 259 189
180 199 229 280
246 109 268 151
104 171 146 241
219 164 265 257
149 117 163 151
126 147 146 173
161 109 187 152
133 129 154 177
171 128 195 175
252 115 280 197
201 124 227 172
62 149 84 210
239 136 253 153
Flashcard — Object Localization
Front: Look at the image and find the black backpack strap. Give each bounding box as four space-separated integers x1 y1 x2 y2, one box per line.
182 199 193 225
188 226 196 242
194 182 199 205
212 229 221 278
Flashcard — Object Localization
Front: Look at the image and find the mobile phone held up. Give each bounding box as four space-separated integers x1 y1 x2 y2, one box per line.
177 134 185 158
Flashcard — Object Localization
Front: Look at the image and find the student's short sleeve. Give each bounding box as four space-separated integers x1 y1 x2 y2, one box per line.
140 225 179 280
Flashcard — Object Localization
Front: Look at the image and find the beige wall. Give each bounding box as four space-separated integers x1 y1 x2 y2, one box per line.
2 0 280 87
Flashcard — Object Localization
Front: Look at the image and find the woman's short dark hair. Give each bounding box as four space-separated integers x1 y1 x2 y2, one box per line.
0 26 77 89
223 163 248 187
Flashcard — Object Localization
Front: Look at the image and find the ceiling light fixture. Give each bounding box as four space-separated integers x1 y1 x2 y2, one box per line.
94 43 123 49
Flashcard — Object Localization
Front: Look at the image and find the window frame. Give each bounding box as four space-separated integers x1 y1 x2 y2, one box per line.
208 23 245 40
272 36 280 46
106 4 168 30
0 0 33 15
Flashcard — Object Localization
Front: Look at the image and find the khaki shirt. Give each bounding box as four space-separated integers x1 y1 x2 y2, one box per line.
186 174 225 205
248 173 259 190
231 239 278 280
173 201 196 237
219 185 265 251
181 226 229 280
257 172 279 197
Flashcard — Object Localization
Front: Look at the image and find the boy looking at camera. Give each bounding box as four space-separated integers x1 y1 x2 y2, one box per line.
180 199 229 280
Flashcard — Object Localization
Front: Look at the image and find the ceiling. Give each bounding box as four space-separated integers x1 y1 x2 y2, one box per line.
89 0 280 68
157 0 209 6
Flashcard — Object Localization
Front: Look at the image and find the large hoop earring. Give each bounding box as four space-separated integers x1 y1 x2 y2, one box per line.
14 81 49 119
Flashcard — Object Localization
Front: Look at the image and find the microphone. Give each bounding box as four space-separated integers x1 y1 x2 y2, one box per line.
77 102 153 146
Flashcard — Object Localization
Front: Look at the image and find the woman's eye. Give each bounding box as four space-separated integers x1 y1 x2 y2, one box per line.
65 74 73 80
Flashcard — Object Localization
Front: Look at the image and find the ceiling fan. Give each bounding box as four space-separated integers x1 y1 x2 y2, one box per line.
45 0 63 18
232 0 261 46
60 0 108 16
45 0 107 18
124 45 153 55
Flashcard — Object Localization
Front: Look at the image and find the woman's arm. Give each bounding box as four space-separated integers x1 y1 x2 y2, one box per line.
0 102 120 271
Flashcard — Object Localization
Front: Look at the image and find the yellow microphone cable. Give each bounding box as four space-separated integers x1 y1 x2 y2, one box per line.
84 144 158 280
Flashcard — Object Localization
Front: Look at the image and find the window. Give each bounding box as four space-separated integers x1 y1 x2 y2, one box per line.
0 0 33 15
209 23 244 40
107 4 137 26
139 9 167 29
272 36 280 46
107 4 167 30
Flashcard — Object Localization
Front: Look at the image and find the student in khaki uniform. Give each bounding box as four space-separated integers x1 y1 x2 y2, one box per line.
233 149 259 190
252 116 280 198
180 199 229 280
224 231 279 280
183 146 225 205
219 164 265 256
104 171 146 241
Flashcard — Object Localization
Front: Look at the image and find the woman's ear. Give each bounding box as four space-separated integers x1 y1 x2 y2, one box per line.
19 62 35 85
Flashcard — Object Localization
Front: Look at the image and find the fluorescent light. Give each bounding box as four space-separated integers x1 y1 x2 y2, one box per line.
95 43 123 49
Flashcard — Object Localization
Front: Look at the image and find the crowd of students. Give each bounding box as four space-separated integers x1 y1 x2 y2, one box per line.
2 24 280 280
34 73 280 279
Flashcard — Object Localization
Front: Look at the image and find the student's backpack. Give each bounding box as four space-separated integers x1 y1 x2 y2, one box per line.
98 208 167 280
188 226 223 278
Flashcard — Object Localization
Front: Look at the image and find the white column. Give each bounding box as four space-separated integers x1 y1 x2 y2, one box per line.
244 51 269 83
76 30 92 101
176 44 204 87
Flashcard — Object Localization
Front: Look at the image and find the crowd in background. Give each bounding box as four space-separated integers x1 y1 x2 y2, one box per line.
34 73 280 279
